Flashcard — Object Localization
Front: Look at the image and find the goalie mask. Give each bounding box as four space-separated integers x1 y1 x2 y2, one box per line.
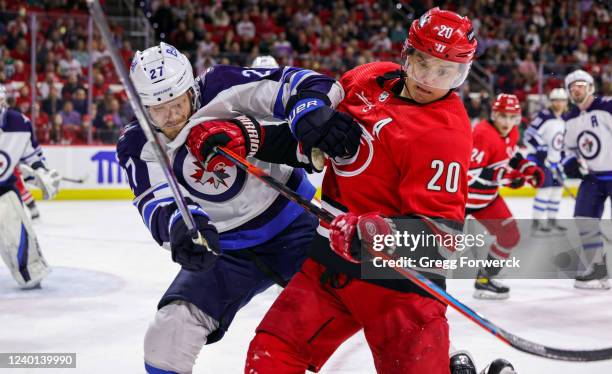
130 42 199 133
401 7 477 90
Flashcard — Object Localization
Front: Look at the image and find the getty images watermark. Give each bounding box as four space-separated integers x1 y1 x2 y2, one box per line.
369 231 520 271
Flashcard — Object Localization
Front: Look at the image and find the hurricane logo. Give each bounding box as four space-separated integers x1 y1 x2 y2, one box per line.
332 123 374 177
577 130 600 160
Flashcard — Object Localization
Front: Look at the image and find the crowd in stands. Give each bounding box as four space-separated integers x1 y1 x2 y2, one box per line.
0 0 609 145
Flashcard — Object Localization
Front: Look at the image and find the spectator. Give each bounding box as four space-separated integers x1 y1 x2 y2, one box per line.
209 3 230 27
236 13 255 40
59 100 81 127
72 88 88 116
38 72 59 100
41 85 63 118
9 60 28 82
91 72 109 102
73 38 89 67
61 73 83 101
58 49 82 78
31 103 51 144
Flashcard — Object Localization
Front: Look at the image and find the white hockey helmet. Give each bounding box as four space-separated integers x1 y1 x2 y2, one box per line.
548 88 568 101
130 42 197 107
251 55 279 69
564 69 595 101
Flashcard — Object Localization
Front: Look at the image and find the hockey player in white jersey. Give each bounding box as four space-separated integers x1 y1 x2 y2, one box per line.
562 69 612 290
117 42 361 373
0 84 60 289
524 88 568 235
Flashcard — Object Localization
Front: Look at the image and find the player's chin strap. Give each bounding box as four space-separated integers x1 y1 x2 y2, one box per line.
214 144 612 362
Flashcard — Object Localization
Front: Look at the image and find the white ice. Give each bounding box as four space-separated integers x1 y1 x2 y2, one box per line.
1 197 612 374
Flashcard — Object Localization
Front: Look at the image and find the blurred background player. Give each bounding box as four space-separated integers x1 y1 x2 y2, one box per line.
467 94 544 299
562 69 612 290
524 88 569 235
118 42 360 373
0 84 60 289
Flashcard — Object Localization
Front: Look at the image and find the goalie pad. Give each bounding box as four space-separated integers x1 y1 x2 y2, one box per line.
0 191 50 288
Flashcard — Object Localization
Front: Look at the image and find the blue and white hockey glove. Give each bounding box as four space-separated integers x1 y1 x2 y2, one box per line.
287 96 361 159
168 207 221 271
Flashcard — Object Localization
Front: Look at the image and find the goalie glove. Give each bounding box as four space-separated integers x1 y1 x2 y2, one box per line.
20 163 60 200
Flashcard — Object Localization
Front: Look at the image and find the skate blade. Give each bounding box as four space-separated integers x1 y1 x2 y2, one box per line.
574 280 611 290
473 290 510 300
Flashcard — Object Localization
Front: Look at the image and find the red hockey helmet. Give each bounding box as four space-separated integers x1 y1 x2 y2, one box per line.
491 94 521 115
401 8 477 90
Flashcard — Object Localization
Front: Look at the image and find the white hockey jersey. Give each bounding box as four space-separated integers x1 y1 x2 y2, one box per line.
0 108 46 189
524 108 565 163
117 65 344 250
563 97 612 175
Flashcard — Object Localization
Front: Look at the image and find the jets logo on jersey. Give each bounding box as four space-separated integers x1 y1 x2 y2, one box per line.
174 147 246 202
552 131 564 151
0 150 11 179
577 130 601 160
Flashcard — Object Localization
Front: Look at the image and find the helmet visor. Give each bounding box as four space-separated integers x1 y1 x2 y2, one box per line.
146 92 191 130
404 50 471 90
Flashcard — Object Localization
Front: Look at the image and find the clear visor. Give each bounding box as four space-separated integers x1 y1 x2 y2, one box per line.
146 92 192 130
404 50 471 90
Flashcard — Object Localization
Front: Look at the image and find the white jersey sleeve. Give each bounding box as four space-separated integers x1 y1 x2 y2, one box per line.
563 97 612 174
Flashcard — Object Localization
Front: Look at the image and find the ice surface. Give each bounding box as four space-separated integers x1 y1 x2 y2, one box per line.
1 198 611 373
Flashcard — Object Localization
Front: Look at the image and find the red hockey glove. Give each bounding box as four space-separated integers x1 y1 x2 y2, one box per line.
509 153 544 188
186 115 263 166
522 163 544 187
328 212 396 263
501 169 526 189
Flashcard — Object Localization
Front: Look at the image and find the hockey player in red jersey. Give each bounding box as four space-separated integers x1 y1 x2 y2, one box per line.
244 8 480 374
467 94 544 299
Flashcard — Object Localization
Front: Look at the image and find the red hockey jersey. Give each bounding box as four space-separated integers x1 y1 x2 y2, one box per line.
310 62 472 295
466 119 519 211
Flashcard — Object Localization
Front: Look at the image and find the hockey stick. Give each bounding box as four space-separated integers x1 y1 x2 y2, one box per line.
87 0 205 245
216 145 612 362
61 176 87 184
547 161 576 199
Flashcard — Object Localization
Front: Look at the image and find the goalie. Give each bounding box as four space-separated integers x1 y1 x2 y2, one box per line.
0 84 60 289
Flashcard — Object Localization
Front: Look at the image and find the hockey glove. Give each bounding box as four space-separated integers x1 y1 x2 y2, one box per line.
20 163 60 200
288 99 361 159
169 208 221 271
509 153 544 188
328 212 396 263
186 115 263 167
562 157 585 179
502 169 526 189
527 150 547 167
